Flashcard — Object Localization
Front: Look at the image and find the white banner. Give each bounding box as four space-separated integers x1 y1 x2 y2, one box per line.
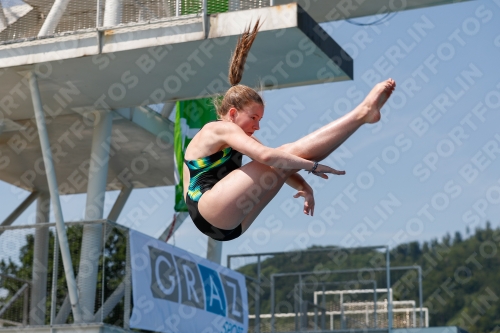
129 230 248 333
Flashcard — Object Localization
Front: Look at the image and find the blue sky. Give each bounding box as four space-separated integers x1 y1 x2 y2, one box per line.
1 0 500 267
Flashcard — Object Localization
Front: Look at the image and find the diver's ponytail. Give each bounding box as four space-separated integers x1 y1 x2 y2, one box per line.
228 19 261 86
215 19 264 119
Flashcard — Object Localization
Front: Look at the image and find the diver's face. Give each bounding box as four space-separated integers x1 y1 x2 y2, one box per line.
231 102 263 136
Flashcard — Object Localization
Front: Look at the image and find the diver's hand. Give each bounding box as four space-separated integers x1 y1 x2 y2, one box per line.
293 188 315 216
310 164 346 179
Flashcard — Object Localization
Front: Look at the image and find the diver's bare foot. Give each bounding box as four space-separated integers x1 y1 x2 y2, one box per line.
359 78 396 124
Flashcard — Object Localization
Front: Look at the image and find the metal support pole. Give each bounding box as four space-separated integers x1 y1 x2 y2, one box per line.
29 71 83 323
314 302 318 331
298 274 303 331
100 223 107 323
107 185 133 222
321 284 326 330
322 306 326 331
78 110 113 322
161 0 171 17
93 281 125 322
0 284 29 318
160 102 176 119
207 238 222 264
96 0 102 28
175 0 179 16
138 6 146 22
413 302 416 328
50 234 60 325
340 293 344 330
103 0 122 27
0 1 8 31
418 267 423 327
23 287 29 326
294 284 298 331
255 256 261 333
374 282 378 328
365 303 368 328
0 191 39 234
202 0 207 38
124 232 132 329
301 301 307 329
270 276 275 333
30 192 50 325
386 247 392 332
38 0 72 36
158 211 188 242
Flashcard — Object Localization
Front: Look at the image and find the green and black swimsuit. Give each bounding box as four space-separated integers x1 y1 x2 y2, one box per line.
185 146 243 241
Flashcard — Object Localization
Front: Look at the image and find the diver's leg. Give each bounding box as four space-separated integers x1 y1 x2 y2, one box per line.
238 176 287 233
198 161 297 230
279 78 395 161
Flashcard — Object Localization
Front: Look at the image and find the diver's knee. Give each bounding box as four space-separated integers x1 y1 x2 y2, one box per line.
277 143 295 153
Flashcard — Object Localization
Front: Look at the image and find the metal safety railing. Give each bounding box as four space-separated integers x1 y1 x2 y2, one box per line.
0 220 131 329
0 276 29 327
228 246 394 333
0 0 271 44
228 247 433 333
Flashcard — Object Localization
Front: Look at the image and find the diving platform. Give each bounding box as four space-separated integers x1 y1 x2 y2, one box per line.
0 3 353 193
274 0 472 23
0 4 352 110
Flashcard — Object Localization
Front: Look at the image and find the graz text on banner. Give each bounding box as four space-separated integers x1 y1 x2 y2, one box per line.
129 230 248 333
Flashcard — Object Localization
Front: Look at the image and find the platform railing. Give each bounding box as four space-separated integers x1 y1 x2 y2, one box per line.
0 0 271 44
0 220 131 329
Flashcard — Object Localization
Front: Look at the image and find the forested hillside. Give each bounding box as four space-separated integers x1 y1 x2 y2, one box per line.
237 224 500 333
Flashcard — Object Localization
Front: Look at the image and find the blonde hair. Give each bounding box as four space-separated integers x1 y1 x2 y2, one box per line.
215 20 264 119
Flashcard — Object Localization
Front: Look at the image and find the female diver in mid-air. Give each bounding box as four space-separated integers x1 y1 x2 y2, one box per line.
183 21 396 241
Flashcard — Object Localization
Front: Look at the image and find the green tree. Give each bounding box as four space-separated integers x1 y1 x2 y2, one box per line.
0 225 128 326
